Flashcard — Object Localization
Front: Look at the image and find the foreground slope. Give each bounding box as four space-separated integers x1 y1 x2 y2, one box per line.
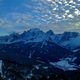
0 41 72 64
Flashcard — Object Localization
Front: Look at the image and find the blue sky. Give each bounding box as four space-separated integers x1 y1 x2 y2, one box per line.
0 0 80 35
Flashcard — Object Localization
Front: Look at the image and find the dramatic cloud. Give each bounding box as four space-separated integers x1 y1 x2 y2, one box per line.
0 0 80 35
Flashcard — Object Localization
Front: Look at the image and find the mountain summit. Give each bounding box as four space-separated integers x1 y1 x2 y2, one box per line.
0 28 57 43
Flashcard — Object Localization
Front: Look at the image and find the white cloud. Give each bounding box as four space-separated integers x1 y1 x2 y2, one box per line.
69 0 74 4
74 9 80 16
65 10 70 13
68 14 74 18
47 0 52 2
0 0 80 35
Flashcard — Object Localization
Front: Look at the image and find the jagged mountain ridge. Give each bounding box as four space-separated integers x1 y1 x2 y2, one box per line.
0 28 57 43
0 29 80 49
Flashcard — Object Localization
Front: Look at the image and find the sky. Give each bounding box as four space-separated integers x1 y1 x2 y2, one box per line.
0 0 80 35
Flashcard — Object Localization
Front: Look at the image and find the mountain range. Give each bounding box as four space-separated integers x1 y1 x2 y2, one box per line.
0 28 80 51
0 28 80 80
0 28 80 69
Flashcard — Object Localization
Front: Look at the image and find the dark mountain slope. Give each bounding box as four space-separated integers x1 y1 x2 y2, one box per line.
0 41 72 65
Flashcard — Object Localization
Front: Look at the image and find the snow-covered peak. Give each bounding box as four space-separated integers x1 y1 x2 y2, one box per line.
61 36 80 50
0 28 80 50
46 30 54 36
57 32 80 51
0 28 56 43
59 32 79 42
20 28 45 42
21 28 44 37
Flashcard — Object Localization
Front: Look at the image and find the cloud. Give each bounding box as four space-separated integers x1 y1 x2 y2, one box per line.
22 0 80 26
0 13 31 33
0 0 80 35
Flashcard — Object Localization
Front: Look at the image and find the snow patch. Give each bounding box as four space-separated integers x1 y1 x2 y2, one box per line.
50 57 78 71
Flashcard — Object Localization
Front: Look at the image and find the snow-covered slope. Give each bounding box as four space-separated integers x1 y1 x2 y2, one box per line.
60 36 80 51
57 32 80 52
58 32 79 42
50 57 78 71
